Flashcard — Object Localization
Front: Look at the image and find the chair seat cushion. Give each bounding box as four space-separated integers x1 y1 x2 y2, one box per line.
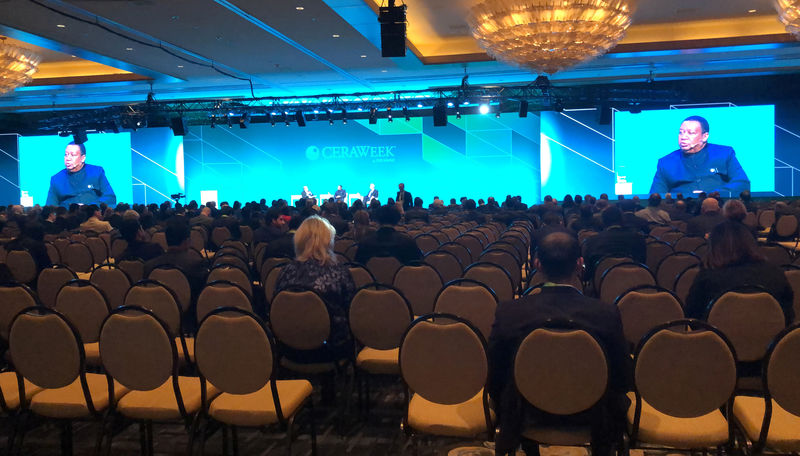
626 392 728 448
734 396 800 452
117 376 217 420
209 380 312 427
84 342 101 366
408 389 493 438
356 348 399 375
0 371 41 411
31 373 128 419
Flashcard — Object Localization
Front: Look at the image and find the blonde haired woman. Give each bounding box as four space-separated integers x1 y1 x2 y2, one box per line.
275 215 356 363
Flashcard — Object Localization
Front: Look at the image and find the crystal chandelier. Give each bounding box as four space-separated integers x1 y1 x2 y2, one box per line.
468 0 638 75
0 38 41 95
775 0 800 38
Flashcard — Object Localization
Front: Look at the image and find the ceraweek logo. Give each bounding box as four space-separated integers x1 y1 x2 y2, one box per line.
305 145 396 163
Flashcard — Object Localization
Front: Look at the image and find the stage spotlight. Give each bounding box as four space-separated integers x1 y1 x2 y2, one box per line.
403 106 410 121
326 109 333 126
295 111 307 127
284 112 291 126
378 0 407 57
239 112 250 129
456 111 461 119
479 104 489 115
432 103 447 127
270 113 276 127
387 107 393 122
369 108 378 124
170 117 188 136
342 109 348 125
210 115 216 128
227 115 232 128
496 110 501 119
72 129 88 144
519 100 529 118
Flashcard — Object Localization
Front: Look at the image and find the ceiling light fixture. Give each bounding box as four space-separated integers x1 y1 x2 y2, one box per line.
775 0 800 37
0 38 41 95
479 104 490 115
467 0 637 74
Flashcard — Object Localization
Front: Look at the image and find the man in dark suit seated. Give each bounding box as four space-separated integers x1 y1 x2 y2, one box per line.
488 232 630 456
117 218 163 262
583 206 647 278
144 218 208 298
354 204 421 265
686 197 726 237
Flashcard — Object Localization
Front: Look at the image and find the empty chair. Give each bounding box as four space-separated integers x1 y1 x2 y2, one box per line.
334 238 355 257
598 262 656 305
365 256 403 286
85 236 109 264
627 320 736 452
760 243 794 266
6 249 38 284
659 230 684 245
110 238 128 260
592 256 632 294
196 280 253 323
456 233 485 263
463 262 515 302
393 264 443 316
190 227 206 252
774 214 799 239
784 266 800 322
399 314 494 441
45 241 61 265
194 307 316 455
414 233 440 255
674 265 700 305
124 280 193 364
262 261 289 305
345 263 376 290
0 283 40 341
424 250 463 284
63 241 95 273
54 279 111 365
759 209 776 231
439 242 472 272
645 240 673 273
434 279 498 340
36 265 77 308
147 265 192 314
212 252 249 273
207 264 252 298
673 236 705 253
655 252 700 290
117 257 145 284
260 256 291 285
349 285 413 376
615 285 684 349
90 264 132 310
480 249 522 294
211 226 232 249
733 324 800 453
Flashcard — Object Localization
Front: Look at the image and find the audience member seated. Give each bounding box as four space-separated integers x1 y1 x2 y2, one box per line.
264 215 302 259
635 193 671 225
79 204 112 233
6 221 51 272
275 215 356 363
253 208 288 244
40 206 62 235
404 197 430 223
354 205 422 265
582 206 647 278
488 232 630 456
116 218 163 262
685 220 794 323
189 206 214 229
686 197 726 237
349 210 375 243
144 218 208 297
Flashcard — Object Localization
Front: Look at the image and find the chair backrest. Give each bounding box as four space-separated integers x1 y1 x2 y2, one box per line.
674 265 700 304
463 262 515 302
645 240 673 272
599 262 656 305
400 314 488 405
707 290 786 362
45 242 61 265
455 234 485 263
211 226 231 248
366 256 403 285
63 241 95 273
147 265 192 313
85 236 109 264
656 252 701 290
764 324 800 416
334 238 355 256
221 240 248 258
414 234 440 255
207 265 252 297
743 212 757 229
659 230 685 245
592 256 632 292
6 249 38 284
10 308 85 391
54 280 110 343
489 240 524 266
110 238 128 260
439 242 472 271
479 249 522 292
345 263 376 289
212 253 249 273
514 327 608 415
775 215 799 239
195 308 276 397
99 307 177 393
615 285 684 349
759 209 776 230
123 281 182 337
117 257 145 284
784 268 800 323
525 269 548 290
36 265 77 308
634 320 736 418
196 281 253 323
0 283 40 341
424 250 463 284
90 264 132 310
672 236 706 254
349 285 413 350
262 261 289 303
393 264 443 316
190 227 206 252
260 256 291 287
270 289 330 350
760 243 794 266
434 279 498 340
649 225 673 239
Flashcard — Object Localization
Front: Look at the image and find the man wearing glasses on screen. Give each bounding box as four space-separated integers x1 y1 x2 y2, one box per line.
46 142 116 207
650 116 750 196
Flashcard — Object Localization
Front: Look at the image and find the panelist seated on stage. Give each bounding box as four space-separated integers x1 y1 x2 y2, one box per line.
301 186 315 200
649 116 750 196
47 142 116 207
333 185 347 203
363 183 379 204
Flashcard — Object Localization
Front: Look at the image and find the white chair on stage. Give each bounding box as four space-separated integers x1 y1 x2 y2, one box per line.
348 193 363 206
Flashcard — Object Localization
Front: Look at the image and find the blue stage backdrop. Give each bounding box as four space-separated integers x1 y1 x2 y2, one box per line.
131 127 185 205
182 113 541 206
0 135 19 205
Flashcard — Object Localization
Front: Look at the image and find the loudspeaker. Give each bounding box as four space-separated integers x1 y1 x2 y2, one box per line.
433 104 447 127
295 111 306 127
72 129 88 145
171 116 188 136
597 104 612 125
519 100 529 118
379 3 407 57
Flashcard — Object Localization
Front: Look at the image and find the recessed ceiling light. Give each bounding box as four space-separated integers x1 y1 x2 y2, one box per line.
70 55 77 58
296 6 304 10
177 65 184 68
360 55 367 58
57 24 66 28
125 47 133 51
381 69 388 72
748 9 757 13
332 34 340 38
